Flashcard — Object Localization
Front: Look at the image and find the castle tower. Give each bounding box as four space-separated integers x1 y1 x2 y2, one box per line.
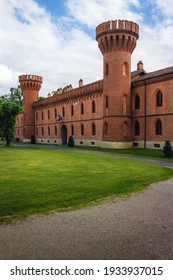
19 74 42 142
96 20 139 148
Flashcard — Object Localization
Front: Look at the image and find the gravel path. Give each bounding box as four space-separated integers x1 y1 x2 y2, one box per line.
1 144 173 260
0 178 173 260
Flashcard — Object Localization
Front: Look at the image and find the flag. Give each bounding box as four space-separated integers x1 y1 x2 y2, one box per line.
57 114 63 121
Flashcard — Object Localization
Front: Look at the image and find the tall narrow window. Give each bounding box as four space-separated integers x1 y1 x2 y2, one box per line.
103 121 108 135
55 126 57 136
48 110 50 119
48 126 50 136
123 95 127 115
135 121 140 136
105 96 108 109
156 91 162 107
81 103 84 115
55 108 57 118
71 124 74 135
156 119 162 135
81 124 84 135
106 63 108 75
135 94 140 109
62 106 65 117
71 105 74 116
92 123 96 135
122 62 128 76
123 122 127 137
92 100 96 113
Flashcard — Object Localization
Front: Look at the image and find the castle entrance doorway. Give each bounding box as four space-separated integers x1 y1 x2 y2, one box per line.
61 125 67 145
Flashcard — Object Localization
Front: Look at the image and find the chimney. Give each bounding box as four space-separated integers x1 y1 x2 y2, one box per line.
137 60 143 70
79 79 83 87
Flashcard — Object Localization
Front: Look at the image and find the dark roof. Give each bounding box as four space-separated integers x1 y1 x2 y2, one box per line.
132 66 173 83
131 69 147 79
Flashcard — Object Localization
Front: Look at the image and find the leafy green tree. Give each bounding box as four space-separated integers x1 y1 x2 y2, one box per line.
38 96 45 101
0 101 21 146
0 86 23 110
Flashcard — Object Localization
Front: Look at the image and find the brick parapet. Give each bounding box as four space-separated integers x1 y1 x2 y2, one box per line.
96 20 139 54
96 20 139 39
19 74 43 91
33 79 103 108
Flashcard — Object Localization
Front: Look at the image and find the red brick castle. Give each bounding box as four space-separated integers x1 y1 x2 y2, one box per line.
15 20 173 149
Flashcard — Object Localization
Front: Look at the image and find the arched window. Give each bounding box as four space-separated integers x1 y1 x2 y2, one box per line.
71 124 74 135
122 62 129 76
81 103 84 115
156 91 162 107
105 63 109 75
81 124 84 135
62 106 65 117
55 108 57 118
135 121 140 136
48 126 50 136
103 121 108 135
135 94 140 109
55 126 57 136
123 95 127 115
156 119 162 135
123 122 127 137
105 96 108 109
92 100 96 113
71 105 74 116
48 110 50 119
92 123 96 135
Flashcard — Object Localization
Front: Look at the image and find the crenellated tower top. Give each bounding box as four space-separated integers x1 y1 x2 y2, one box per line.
96 20 139 54
19 74 43 91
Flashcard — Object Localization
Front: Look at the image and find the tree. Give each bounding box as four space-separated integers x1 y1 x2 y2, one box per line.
0 101 21 146
0 86 23 111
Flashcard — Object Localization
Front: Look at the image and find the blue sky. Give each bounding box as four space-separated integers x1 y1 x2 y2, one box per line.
1 0 173 97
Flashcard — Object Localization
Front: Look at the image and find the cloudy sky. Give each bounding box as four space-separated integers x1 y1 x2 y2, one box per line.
1 0 173 97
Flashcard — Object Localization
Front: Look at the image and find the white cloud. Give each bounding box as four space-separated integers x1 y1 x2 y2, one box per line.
66 0 142 27
152 0 173 18
1 0 173 97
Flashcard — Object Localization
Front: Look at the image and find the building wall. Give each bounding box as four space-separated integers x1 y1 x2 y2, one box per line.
132 77 173 149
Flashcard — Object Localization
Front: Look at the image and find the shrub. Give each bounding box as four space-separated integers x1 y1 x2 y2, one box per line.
68 135 75 147
31 135 36 144
163 140 172 157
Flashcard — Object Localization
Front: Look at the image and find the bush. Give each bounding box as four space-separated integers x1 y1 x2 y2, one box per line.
68 135 75 147
163 140 172 157
31 135 36 144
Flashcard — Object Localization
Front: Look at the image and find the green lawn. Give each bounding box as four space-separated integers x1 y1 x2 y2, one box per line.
0 146 173 224
74 146 171 160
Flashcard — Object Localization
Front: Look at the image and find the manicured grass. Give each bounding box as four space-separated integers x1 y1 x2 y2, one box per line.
0 146 173 224
74 146 172 160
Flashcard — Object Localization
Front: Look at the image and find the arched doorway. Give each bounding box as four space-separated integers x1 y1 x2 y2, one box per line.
61 125 67 145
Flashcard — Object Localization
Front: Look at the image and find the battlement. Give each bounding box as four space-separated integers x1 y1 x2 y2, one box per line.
33 79 103 108
96 20 139 39
19 74 43 91
96 20 139 54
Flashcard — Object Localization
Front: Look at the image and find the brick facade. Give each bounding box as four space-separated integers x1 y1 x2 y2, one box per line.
15 20 173 149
